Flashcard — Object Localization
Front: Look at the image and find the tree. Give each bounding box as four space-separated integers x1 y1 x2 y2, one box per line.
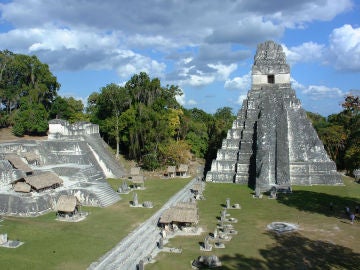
318 125 348 162
205 107 236 172
342 94 360 115
159 140 191 166
12 99 49 136
86 72 184 169
341 94 360 172
0 50 60 129
183 108 212 158
97 83 130 158
50 96 86 122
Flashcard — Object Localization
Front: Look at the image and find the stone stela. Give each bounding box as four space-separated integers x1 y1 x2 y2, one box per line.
206 40 343 191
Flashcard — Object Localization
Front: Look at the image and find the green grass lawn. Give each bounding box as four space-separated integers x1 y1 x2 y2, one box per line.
147 176 360 270
0 177 192 270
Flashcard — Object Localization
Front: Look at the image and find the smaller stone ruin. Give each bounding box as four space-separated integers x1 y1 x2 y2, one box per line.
0 233 24 248
192 255 222 269
0 119 126 217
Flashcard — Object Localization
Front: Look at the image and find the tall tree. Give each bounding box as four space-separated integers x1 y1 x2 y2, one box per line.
205 107 236 172
97 83 130 158
87 72 183 169
50 96 86 122
0 50 60 129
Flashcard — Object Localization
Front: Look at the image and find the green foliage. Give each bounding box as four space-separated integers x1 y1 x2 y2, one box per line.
13 99 49 135
50 96 86 123
182 108 211 158
86 73 236 171
205 107 236 171
309 94 360 173
159 139 191 166
0 49 60 132
12 120 25 136
141 152 161 171
88 73 183 169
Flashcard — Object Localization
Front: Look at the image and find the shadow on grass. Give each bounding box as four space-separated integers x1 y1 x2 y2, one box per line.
276 190 360 218
216 232 360 270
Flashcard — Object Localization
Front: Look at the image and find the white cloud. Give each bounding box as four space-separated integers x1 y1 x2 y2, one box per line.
224 72 251 90
188 99 197 105
292 77 343 101
236 94 248 105
0 0 355 115
176 92 186 106
0 26 167 78
114 53 166 79
208 63 237 80
328 24 360 71
266 0 353 28
290 77 306 91
0 26 118 52
206 16 283 45
187 74 215 87
282 42 325 65
302 85 343 100
126 34 177 50
175 91 197 106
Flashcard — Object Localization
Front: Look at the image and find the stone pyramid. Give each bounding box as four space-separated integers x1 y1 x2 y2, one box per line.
205 41 342 190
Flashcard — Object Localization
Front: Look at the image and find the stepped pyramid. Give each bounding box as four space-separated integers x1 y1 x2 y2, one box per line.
206 41 342 190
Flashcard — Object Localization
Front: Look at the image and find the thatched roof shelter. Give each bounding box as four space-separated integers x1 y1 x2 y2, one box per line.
131 175 144 184
18 172 63 191
13 182 31 193
178 164 188 173
159 207 198 224
5 153 32 174
130 167 141 176
167 166 176 177
56 195 79 213
159 202 198 224
175 202 197 209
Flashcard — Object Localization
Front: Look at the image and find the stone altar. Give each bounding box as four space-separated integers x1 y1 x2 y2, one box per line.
206 40 342 190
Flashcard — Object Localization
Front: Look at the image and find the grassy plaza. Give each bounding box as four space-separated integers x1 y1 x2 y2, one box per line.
0 176 359 269
149 176 360 270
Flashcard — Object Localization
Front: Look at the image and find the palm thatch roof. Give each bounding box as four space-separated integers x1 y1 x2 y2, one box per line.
175 202 197 209
23 172 63 190
159 207 198 224
159 202 198 224
178 164 188 172
131 175 144 184
13 182 31 193
167 166 176 173
5 153 32 174
130 167 141 176
56 195 79 212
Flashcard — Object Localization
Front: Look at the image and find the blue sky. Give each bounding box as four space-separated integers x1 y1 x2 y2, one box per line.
0 0 359 116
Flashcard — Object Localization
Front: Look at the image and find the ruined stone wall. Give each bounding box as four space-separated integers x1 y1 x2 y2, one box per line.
48 119 99 138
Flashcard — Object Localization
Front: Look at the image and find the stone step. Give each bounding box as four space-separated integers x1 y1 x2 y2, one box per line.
93 184 120 207
205 171 235 183
210 160 237 172
221 139 240 149
216 149 238 161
